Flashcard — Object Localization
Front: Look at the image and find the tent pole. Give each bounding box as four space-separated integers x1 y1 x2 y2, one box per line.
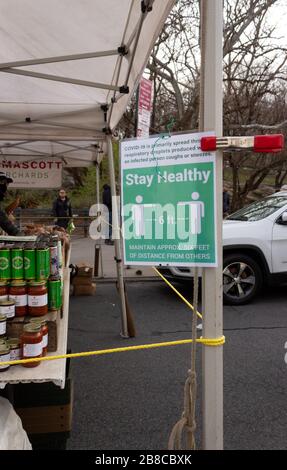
0 49 119 69
3 67 121 91
106 135 129 338
96 161 104 277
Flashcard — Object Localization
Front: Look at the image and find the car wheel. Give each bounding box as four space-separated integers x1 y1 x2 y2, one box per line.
223 253 263 305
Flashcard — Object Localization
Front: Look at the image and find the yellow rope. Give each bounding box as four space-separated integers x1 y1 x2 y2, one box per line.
0 336 225 367
153 267 202 320
0 261 225 367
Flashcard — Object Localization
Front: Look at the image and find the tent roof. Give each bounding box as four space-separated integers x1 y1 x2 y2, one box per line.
0 0 175 165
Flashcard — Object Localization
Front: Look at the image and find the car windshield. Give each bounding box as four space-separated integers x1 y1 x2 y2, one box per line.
226 196 287 221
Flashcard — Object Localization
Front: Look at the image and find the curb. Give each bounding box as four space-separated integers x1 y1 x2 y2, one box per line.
93 276 161 283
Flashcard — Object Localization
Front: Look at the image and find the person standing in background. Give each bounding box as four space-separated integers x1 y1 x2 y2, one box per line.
0 172 21 235
102 184 113 244
52 188 73 229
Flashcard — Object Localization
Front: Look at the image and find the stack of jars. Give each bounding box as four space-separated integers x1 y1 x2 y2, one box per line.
0 322 47 370
0 337 21 372
0 281 17 368
0 234 63 369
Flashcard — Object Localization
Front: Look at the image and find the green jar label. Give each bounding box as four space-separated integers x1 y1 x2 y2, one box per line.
0 250 10 280
11 249 24 279
36 250 48 280
24 252 36 280
48 280 62 309
0 257 9 271
12 256 23 270
24 257 31 270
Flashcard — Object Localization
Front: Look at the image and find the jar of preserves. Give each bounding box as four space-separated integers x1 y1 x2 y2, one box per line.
28 281 48 316
0 342 10 372
0 314 6 338
24 243 36 280
20 323 42 368
0 246 11 280
48 275 62 310
0 300 15 320
29 318 48 356
9 280 28 317
7 338 21 362
11 244 24 279
36 243 50 280
0 281 8 302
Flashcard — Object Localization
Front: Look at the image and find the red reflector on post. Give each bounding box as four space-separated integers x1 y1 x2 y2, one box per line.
254 134 284 153
201 133 284 153
200 136 216 151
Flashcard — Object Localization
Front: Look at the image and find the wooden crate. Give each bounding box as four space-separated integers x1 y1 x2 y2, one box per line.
16 403 72 434
13 378 73 435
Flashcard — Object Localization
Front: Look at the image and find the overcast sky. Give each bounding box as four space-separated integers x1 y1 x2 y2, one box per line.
268 0 287 44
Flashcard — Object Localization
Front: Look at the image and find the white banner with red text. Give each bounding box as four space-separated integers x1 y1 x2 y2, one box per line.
137 78 153 138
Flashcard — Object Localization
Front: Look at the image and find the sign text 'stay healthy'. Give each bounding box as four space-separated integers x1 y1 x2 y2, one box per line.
120 132 217 267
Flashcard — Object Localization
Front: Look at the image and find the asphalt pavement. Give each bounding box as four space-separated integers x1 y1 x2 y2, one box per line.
66 280 287 450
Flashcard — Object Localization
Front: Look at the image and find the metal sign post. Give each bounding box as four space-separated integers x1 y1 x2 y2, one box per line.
201 0 224 450
199 4 283 450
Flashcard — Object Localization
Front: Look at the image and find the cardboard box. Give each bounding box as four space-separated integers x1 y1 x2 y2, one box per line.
46 310 59 352
6 316 26 338
16 404 72 434
14 379 73 435
72 276 94 286
73 283 96 296
76 265 93 277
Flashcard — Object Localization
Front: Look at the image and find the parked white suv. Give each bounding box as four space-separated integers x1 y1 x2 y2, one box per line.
158 191 287 305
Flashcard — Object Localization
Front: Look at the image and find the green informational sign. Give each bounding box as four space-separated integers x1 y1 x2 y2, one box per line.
120 132 217 267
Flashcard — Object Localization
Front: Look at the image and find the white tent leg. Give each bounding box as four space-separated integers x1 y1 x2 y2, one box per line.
96 163 104 277
96 162 100 212
201 0 224 450
107 136 129 338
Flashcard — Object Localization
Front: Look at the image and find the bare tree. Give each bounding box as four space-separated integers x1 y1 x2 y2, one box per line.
122 0 287 209
223 0 287 209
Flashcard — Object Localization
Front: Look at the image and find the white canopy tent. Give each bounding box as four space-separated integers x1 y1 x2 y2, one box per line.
0 0 175 160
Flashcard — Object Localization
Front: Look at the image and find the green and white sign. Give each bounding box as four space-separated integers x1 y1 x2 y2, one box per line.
121 132 217 267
